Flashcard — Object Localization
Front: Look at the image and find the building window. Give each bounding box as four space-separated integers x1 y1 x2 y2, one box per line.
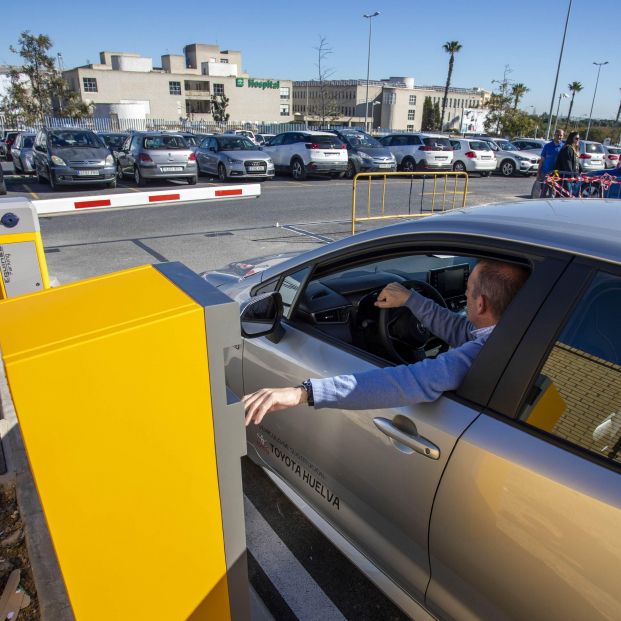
83 77 98 93
407 124 414 131
213 83 225 96
220 58 229 64
407 109 416 121
409 95 417 106
280 104 290 116
280 86 290 100
383 92 396 105
185 100 211 114
169 81 181 95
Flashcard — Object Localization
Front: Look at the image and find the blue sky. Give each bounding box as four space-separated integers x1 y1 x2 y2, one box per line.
2 0 619 119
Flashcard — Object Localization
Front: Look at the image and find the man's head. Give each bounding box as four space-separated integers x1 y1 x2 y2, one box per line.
465 260 530 328
553 129 565 144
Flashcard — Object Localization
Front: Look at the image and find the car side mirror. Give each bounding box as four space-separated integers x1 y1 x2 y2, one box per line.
240 291 283 338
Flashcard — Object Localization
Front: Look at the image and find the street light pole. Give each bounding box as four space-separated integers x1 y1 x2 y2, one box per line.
552 93 568 135
546 0 573 140
585 61 608 141
363 11 380 133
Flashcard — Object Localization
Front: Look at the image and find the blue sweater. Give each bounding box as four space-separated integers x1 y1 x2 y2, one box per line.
310 291 494 410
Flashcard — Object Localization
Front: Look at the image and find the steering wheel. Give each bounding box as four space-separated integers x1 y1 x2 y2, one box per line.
378 279 448 364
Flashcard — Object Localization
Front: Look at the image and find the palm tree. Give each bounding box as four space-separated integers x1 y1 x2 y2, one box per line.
440 41 462 130
565 81 583 128
511 83 529 109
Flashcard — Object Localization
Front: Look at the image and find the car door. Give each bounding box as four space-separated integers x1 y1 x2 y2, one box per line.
203 138 219 174
262 133 285 168
117 136 131 175
241 244 550 610
426 260 621 621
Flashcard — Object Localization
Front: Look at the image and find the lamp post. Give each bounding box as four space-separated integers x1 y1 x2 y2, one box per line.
552 93 568 135
585 61 608 141
363 11 380 133
545 0 573 140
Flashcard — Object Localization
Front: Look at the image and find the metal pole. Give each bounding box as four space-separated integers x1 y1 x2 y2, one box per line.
585 61 608 141
546 0 573 140
363 12 380 133
552 94 567 135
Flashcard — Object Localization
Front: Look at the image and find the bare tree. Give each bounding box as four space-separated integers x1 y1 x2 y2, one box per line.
308 37 340 125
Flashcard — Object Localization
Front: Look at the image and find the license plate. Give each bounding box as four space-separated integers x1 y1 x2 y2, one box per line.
77 170 100 176
160 166 183 172
378 163 393 168
436 157 448 160
248 166 265 171
325 152 338 155
481 156 491 160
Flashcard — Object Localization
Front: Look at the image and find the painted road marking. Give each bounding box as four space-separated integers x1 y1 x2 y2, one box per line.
22 184 40 200
281 224 334 244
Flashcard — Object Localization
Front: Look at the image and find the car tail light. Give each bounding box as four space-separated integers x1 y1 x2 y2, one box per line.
340 144 347 149
139 153 153 163
419 146 434 151
579 153 591 159
188 152 197 161
305 143 322 149
465 151 477 159
608 154 619 160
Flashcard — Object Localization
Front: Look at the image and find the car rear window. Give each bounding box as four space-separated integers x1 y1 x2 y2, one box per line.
422 138 452 150
496 140 517 151
142 136 188 150
22 136 35 148
339 132 381 148
584 142 604 154
305 135 343 148
469 141 491 151
607 147 621 155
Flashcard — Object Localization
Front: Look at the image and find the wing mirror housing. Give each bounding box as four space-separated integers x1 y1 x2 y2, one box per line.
240 291 283 339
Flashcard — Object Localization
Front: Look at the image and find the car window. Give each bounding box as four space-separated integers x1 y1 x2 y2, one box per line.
496 140 517 151
22 136 34 148
422 138 452 150
216 137 258 151
267 134 285 146
469 141 490 151
518 271 621 466
278 267 312 319
281 133 299 145
303 135 343 148
338 132 381 148
450 140 461 150
50 131 103 148
142 135 188 150
584 142 604 154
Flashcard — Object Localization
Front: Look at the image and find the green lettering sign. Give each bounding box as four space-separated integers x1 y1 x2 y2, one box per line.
235 78 244 87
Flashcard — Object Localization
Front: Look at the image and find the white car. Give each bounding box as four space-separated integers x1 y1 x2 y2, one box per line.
224 129 257 144
579 140 605 172
379 133 453 172
255 133 275 146
603 145 621 169
450 139 496 176
262 131 348 180
511 138 547 157
483 138 539 176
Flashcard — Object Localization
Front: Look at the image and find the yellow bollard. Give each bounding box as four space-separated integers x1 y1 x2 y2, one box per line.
0 263 249 620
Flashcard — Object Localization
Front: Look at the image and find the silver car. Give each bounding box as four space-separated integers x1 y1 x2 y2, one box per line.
10 132 37 174
115 132 198 186
196 135 274 181
205 200 621 621
484 138 539 176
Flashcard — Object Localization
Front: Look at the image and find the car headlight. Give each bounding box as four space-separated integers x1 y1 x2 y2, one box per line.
359 152 373 161
226 156 243 164
105 154 114 166
266 159 273 165
51 155 66 166
514 155 527 161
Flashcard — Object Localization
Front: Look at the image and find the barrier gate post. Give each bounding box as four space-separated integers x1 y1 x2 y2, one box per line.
0 197 50 299
0 262 250 620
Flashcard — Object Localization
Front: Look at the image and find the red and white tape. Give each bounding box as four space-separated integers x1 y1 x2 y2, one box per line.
544 172 619 198
31 184 261 215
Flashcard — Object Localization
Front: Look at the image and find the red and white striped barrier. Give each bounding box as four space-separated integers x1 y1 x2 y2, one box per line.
31 184 261 215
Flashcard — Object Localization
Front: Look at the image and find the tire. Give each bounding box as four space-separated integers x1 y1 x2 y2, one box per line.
500 159 516 177
107 177 117 189
480 171 492 177
134 166 146 186
345 160 356 180
401 157 416 172
217 163 228 182
291 158 307 181
453 160 466 172
116 163 124 180
188 175 198 185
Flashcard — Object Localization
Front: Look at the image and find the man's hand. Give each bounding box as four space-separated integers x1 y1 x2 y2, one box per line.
374 282 412 309
243 386 307 426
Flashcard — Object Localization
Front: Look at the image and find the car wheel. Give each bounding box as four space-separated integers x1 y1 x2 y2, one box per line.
401 157 416 172
107 177 117 189
116 164 124 180
453 160 466 172
480 171 492 177
345 160 356 180
218 163 228 182
134 166 146 186
291 158 307 181
188 175 198 185
500 160 516 176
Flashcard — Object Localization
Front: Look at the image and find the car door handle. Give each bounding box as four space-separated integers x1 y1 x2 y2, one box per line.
372 417 440 460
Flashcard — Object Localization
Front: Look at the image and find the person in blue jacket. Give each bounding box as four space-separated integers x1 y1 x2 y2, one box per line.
243 259 529 425
537 129 565 197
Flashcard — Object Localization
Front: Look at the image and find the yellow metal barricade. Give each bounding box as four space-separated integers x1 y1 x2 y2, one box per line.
351 171 469 234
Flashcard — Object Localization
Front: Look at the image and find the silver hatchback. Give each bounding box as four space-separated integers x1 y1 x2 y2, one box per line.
10 132 37 174
196 135 274 181
116 132 198 186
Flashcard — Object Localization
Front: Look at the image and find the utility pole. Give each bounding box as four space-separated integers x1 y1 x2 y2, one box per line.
585 61 608 141
363 11 380 133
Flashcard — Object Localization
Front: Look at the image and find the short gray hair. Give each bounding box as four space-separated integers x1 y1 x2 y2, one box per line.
472 260 530 320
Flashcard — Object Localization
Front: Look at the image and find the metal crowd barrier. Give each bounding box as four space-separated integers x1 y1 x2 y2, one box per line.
351 171 468 234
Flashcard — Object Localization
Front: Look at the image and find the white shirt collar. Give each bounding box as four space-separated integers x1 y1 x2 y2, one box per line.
472 324 495 338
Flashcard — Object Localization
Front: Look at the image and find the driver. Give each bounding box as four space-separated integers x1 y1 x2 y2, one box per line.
243 259 529 425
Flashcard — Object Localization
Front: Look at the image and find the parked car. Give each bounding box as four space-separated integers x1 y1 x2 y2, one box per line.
262 131 348 180
449 138 496 175
581 166 621 199
196 134 274 181
511 138 547 156
177 133 210 152
224 129 257 144
115 132 198 186
483 138 539 176
379 133 453 172
33 128 117 189
1 131 20 161
578 140 606 172
255 133 275 146
97 132 129 153
329 129 396 178
0 165 6 195
203 199 621 621
603 145 621 169
10 132 37 174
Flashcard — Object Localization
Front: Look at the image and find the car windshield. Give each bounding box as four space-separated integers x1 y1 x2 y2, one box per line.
217 137 258 151
422 137 452 150
50 131 104 148
142 135 188 150
22 136 35 148
585 142 604 154
469 141 491 151
496 140 517 151
100 134 126 149
341 132 381 148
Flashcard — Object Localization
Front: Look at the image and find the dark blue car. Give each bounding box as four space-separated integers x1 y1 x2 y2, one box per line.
582 167 621 198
